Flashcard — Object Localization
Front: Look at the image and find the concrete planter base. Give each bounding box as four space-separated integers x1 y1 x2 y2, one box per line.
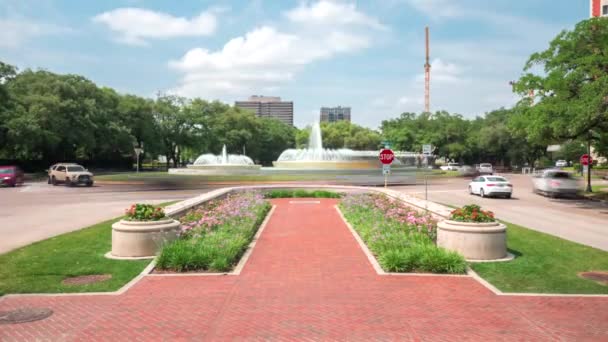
110 219 181 258
437 220 507 261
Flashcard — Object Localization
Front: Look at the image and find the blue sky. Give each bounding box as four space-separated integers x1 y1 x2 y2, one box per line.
0 0 591 128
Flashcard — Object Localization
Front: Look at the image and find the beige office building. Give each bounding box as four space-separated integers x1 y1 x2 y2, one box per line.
235 95 294 126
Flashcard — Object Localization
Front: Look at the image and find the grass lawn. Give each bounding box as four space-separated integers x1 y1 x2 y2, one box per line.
0 202 178 296
471 222 608 294
0 218 150 295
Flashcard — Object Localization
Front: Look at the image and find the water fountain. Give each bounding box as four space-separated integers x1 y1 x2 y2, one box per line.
273 122 416 169
169 145 261 175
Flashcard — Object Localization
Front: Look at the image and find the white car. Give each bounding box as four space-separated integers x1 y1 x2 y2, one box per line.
468 175 513 198
555 160 568 168
477 163 493 175
440 163 461 171
532 170 579 198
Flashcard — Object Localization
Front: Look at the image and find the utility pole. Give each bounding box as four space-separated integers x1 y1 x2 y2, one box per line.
424 26 431 114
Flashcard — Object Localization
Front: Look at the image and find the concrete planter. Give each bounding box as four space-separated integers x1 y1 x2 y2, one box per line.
111 219 181 258
437 220 507 261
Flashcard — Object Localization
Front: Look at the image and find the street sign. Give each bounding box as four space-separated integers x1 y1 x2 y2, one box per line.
382 164 391 175
379 149 395 165
580 154 593 166
134 148 144 155
422 144 432 155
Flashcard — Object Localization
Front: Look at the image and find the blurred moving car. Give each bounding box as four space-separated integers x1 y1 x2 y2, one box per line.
555 160 568 168
47 163 94 186
532 170 579 197
0 166 24 187
468 175 513 198
440 162 461 171
477 163 494 175
458 165 479 177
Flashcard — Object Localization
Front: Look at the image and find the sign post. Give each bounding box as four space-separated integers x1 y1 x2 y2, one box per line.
134 147 144 173
379 148 395 188
581 154 593 192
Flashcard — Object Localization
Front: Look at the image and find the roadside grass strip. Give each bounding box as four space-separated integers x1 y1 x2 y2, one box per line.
471 222 608 294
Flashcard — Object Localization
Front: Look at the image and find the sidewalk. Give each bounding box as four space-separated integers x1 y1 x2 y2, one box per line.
1 199 607 340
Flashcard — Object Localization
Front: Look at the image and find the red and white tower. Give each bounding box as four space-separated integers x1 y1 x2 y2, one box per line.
590 0 608 17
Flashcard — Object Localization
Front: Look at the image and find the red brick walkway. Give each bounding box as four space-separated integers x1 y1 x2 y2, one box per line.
1 199 607 341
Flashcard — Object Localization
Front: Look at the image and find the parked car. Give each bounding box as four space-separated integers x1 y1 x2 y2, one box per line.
555 160 568 168
458 165 479 177
440 163 461 171
468 175 513 198
477 163 494 175
532 170 579 198
48 163 94 186
0 166 24 187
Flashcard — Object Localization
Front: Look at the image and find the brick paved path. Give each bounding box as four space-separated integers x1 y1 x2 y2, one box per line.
1 199 607 341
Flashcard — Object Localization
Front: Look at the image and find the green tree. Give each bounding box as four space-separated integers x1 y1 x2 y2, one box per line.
514 18 608 190
154 95 205 168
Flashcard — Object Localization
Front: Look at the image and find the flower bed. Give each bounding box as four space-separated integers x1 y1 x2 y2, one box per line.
156 191 271 272
339 193 466 274
124 203 166 221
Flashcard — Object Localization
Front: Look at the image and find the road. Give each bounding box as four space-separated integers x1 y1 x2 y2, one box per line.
0 182 213 254
2 174 607 254
395 174 608 252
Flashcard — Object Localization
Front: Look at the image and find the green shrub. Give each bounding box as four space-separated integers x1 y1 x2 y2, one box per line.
340 193 467 274
264 189 342 199
157 192 271 272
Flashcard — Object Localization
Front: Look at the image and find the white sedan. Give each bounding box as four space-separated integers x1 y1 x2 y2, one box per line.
468 176 513 199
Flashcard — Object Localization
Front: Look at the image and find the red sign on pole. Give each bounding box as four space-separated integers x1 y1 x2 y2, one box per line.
379 149 395 165
580 154 592 166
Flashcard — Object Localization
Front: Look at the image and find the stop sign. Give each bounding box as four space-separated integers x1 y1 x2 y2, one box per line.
580 154 593 166
379 149 394 165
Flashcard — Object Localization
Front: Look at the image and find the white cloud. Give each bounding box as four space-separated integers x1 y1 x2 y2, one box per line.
169 1 385 99
0 18 68 48
92 8 218 45
285 0 387 30
413 58 466 85
404 0 463 19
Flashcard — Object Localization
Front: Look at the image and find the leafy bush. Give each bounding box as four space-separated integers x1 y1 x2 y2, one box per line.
449 204 495 223
125 203 165 221
264 189 342 199
340 193 466 274
157 191 270 272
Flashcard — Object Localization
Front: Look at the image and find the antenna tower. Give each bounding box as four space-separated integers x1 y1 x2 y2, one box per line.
424 26 431 114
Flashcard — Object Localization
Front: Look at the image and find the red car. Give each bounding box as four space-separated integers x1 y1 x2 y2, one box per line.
0 166 24 187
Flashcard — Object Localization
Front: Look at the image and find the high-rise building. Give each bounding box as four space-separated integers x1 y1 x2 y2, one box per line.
320 106 351 123
235 95 294 126
591 0 608 17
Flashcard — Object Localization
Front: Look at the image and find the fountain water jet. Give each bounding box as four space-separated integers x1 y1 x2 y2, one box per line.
169 144 260 175
273 122 414 169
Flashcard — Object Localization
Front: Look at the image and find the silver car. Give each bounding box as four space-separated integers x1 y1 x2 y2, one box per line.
532 170 579 197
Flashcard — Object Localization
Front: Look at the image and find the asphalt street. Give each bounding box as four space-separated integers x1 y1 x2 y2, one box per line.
0 182 214 254
395 174 608 252
1 174 607 254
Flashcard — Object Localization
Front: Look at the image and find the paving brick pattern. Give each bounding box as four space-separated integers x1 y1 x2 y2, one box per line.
1 198 607 341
